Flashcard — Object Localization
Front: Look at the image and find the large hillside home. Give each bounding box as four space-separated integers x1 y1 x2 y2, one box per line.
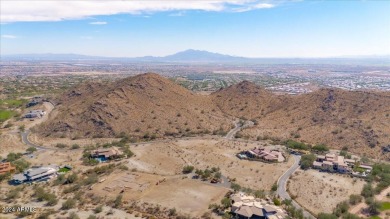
90 146 123 162
12 166 58 184
231 193 287 219
242 147 285 162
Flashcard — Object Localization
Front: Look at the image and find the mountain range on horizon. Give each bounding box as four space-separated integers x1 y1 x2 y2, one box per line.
2 49 390 64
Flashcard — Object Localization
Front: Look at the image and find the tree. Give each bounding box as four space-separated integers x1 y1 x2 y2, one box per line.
7 152 23 162
26 147 37 153
361 183 374 198
300 154 316 170
221 197 231 209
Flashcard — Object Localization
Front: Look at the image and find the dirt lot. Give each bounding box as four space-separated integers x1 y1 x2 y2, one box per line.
128 137 292 190
90 171 229 217
288 169 366 214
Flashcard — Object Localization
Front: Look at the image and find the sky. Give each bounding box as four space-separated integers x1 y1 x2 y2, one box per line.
1 0 390 58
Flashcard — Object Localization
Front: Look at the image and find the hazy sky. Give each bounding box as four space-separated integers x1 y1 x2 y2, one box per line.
1 0 390 58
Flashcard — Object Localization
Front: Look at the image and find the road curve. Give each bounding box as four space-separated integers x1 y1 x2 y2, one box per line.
277 155 316 219
21 130 50 151
20 101 55 151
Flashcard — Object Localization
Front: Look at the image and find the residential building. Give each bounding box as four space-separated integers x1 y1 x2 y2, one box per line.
90 146 123 162
313 153 370 174
231 193 287 219
243 147 285 162
12 166 58 184
24 110 45 119
0 162 16 174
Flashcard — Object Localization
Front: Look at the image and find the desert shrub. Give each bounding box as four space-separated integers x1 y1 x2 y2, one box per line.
6 152 23 162
12 159 30 173
349 194 362 205
5 187 21 201
182 165 194 174
0 172 11 182
312 144 329 152
94 205 103 213
231 183 241 191
361 183 374 198
65 173 78 184
55 143 67 148
61 198 76 210
342 213 362 219
221 197 231 209
271 182 278 191
82 173 98 185
333 201 349 217
284 140 310 150
71 144 80 149
254 190 265 199
273 197 281 206
113 194 122 208
68 212 80 219
26 147 37 153
169 208 177 216
82 158 99 166
318 213 338 219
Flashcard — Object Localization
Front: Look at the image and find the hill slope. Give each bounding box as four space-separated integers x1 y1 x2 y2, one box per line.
37 73 231 139
37 74 390 158
212 82 390 158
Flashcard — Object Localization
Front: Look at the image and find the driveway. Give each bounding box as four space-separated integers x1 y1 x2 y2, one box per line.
277 155 316 219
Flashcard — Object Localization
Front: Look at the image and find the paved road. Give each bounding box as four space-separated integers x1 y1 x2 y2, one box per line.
21 130 50 151
20 101 55 151
225 120 254 140
277 155 316 219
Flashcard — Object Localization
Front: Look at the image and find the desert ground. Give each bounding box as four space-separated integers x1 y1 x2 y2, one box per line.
127 137 292 190
288 169 366 215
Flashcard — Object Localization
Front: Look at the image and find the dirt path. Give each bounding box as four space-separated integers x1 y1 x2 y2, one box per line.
376 186 390 201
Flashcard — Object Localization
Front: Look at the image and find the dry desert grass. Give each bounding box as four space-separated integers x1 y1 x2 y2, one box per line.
288 169 365 215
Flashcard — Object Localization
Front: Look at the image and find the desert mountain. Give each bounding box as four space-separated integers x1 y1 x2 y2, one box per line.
37 73 231 139
38 73 390 157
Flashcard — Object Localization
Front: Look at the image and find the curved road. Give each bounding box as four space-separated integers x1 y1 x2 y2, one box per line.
21 130 50 150
225 120 254 140
277 155 315 219
20 101 55 151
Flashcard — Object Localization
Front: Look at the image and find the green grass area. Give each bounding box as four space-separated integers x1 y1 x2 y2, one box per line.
58 167 71 173
369 216 381 219
0 99 25 108
0 110 14 123
380 202 390 211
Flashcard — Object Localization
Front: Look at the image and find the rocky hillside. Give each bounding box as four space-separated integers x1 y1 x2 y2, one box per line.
37 73 390 158
212 82 390 158
37 73 231 139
